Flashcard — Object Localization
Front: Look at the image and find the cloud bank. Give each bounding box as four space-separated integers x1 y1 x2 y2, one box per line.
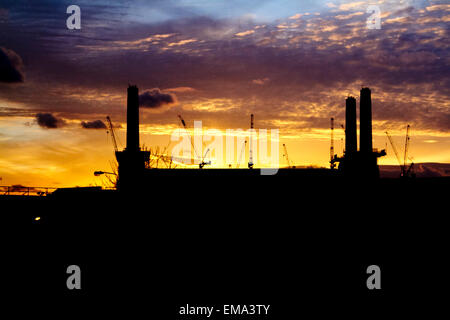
0 0 448 134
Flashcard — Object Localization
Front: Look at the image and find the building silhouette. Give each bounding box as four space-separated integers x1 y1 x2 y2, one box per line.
113 85 386 192
115 85 150 190
332 87 386 178
345 96 357 155
360 87 373 154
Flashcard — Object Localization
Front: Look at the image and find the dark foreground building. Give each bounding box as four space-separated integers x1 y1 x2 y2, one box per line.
115 85 388 192
115 85 342 192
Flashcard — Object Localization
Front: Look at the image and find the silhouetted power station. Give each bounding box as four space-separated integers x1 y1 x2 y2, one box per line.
115 85 150 189
331 87 386 178
113 85 386 190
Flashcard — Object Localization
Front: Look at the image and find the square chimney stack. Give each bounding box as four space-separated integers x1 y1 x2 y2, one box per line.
359 87 373 154
345 96 357 155
126 85 140 152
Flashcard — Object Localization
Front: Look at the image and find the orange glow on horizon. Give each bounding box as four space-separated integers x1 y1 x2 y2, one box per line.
1 115 450 188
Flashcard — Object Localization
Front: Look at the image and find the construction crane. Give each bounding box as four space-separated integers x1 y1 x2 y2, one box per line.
385 125 414 178
282 144 291 168
330 117 336 169
237 140 247 168
177 114 211 169
385 131 403 175
403 124 410 173
106 116 118 153
248 114 254 169
202 148 211 169
403 124 415 177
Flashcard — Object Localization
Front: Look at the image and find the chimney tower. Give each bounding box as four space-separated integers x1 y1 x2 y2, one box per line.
127 85 140 152
345 96 357 155
360 87 373 153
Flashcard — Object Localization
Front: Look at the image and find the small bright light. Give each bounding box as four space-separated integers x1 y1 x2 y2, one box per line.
35 217 41 221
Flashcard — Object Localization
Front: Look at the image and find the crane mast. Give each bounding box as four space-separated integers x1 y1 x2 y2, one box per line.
177 114 198 159
386 125 412 177
237 140 247 168
248 114 254 169
404 124 410 173
282 144 291 168
106 116 118 153
385 131 404 176
177 114 210 168
330 117 335 169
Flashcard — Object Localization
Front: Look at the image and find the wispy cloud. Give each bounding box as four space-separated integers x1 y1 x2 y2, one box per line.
339 1 366 11
167 38 197 46
235 30 255 37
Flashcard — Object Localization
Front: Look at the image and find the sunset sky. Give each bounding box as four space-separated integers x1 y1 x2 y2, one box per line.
0 0 449 187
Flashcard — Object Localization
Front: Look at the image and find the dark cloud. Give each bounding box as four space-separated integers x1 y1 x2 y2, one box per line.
36 113 64 129
0 47 24 83
139 89 177 108
81 120 107 129
9 184 37 192
0 2 448 133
